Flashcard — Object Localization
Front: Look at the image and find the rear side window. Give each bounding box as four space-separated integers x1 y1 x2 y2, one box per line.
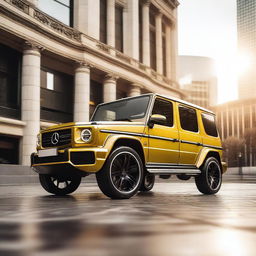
202 113 218 137
179 105 198 132
152 98 173 127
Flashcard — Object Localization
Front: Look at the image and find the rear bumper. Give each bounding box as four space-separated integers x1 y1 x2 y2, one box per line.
31 147 108 174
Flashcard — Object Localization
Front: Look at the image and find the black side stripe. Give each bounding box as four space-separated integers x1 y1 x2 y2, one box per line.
100 129 223 150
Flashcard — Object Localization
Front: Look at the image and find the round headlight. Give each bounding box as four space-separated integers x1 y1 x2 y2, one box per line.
80 129 92 142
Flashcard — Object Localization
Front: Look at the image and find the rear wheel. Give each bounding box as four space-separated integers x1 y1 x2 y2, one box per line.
96 146 143 199
139 172 155 191
39 174 81 195
195 157 222 194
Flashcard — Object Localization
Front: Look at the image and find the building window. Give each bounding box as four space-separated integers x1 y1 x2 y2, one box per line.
0 135 19 164
162 22 167 76
115 5 123 52
100 0 107 43
0 44 21 119
40 68 74 123
90 80 103 118
149 8 156 70
38 0 73 27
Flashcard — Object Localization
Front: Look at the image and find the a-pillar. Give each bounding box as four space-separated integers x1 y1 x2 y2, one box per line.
155 10 163 75
107 0 115 47
128 84 142 97
142 0 150 66
103 74 118 102
74 62 91 122
21 41 41 165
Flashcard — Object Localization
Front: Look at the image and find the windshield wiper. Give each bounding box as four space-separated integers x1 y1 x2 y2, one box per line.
114 118 132 122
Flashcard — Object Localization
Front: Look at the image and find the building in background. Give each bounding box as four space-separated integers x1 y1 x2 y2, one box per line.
213 98 256 167
0 0 182 165
237 0 256 99
177 56 217 108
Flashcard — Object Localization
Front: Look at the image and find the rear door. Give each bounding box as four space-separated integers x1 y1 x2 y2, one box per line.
146 97 179 164
177 104 203 165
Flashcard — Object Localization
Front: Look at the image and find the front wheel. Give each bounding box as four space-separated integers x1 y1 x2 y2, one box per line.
39 174 81 195
96 146 143 199
195 157 222 195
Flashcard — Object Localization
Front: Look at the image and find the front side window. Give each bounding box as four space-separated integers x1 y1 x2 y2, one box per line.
151 98 173 127
179 105 198 132
92 95 150 122
38 0 73 27
202 113 218 137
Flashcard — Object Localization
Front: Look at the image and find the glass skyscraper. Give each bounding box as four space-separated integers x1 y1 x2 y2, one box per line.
237 0 256 99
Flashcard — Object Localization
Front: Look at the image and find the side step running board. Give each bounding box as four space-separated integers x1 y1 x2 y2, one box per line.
147 168 201 175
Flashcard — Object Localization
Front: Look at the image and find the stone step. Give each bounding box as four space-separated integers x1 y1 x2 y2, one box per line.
0 164 33 175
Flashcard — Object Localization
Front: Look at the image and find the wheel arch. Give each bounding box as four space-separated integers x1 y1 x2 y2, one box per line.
196 148 222 172
103 135 145 165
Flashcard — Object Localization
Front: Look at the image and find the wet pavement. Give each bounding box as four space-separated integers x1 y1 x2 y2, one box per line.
0 177 256 256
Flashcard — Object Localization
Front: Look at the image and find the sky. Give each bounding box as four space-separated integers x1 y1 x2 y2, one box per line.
178 0 238 104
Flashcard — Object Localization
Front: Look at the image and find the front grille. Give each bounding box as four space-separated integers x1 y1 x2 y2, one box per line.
42 129 72 148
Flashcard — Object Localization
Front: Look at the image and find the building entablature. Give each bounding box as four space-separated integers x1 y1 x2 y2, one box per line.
1 0 183 98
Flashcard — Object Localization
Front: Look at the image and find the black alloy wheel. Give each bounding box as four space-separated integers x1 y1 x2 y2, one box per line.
96 146 143 199
139 172 155 191
195 157 222 194
39 174 81 195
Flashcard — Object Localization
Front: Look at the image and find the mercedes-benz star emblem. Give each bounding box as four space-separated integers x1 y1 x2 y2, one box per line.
51 132 59 145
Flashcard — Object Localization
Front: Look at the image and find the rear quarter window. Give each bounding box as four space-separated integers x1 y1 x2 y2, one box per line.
201 113 218 137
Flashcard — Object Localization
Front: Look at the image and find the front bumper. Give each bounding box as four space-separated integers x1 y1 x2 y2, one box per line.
31 147 108 174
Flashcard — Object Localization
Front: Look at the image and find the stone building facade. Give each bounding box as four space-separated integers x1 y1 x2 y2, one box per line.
0 0 182 165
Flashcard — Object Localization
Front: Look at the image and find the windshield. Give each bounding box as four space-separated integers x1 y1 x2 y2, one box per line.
91 95 151 122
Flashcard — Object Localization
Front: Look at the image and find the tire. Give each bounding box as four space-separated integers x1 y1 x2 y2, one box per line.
177 174 191 181
195 157 222 195
139 172 155 191
39 173 81 196
96 146 143 199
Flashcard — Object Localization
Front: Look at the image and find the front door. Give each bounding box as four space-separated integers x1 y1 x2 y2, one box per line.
146 97 179 164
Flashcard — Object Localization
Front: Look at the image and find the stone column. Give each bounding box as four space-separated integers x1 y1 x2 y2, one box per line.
103 74 118 102
21 41 42 165
73 0 100 40
165 23 172 79
107 0 115 47
128 84 141 97
74 62 91 122
27 0 38 6
142 0 150 66
155 11 163 74
170 14 178 81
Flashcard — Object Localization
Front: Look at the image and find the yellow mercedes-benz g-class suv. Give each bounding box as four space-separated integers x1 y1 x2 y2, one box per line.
31 93 227 199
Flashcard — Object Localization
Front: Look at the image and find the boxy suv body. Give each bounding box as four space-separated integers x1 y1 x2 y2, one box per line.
31 94 227 199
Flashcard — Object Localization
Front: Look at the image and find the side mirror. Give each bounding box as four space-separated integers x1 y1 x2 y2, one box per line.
148 114 167 128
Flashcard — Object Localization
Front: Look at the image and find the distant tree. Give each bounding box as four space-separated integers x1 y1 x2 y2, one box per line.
243 128 256 166
222 136 245 167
